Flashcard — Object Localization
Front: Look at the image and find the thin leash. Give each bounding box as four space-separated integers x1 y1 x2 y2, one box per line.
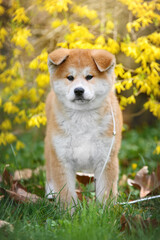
94 104 160 205
95 101 116 190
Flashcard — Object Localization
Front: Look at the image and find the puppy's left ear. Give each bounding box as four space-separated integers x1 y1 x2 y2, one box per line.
48 48 69 74
91 49 115 72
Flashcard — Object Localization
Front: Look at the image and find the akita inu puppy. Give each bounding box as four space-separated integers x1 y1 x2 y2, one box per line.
45 48 122 205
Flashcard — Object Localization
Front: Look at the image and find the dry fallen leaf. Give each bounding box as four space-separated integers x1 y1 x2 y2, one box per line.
0 195 4 200
0 186 40 203
13 169 32 181
1 168 41 203
120 214 159 232
0 220 13 232
76 189 83 201
2 167 13 186
127 165 160 198
13 166 45 181
76 172 94 185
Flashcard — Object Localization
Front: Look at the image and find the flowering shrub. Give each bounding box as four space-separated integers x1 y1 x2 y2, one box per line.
0 0 159 154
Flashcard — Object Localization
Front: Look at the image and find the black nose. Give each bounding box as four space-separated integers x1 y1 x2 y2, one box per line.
74 87 84 96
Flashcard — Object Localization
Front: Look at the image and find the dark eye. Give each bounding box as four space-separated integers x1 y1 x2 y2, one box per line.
67 75 74 81
85 75 93 80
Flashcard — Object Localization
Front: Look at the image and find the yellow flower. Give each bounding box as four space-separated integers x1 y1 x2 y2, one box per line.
28 116 40 128
57 42 68 48
132 163 137 170
126 22 132 33
144 100 160 118
123 71 132 79
36 74 50 88
120 96 128 108
132 20 141 32
38 50 48 62
106 20 114 33
13 7 29 23
28 114 47 128
10 78 25 90
72 4 97 20
115 64 125 78
0 119 12 130
0 28 8 44
13 48 21 57
95 36 105 45
29 102 45 115
16 141 25 151
5 133 17 144
28 88 39 103
0 6 4 16
0 54 6 70
105 38 120 54
43 0 72 14
52 19 62 28
153 144 160 155
3 102 19 114
11 28 33 51
39 62 48 71
52 19 68 28
29 58 39 69
131 172 136 177
127 95 136 104
148 32 160 45
65 24 94 43
139 83 151 95
122 79 133 90
56 0 72 12
38 88 45 96
14 110 27 124
115 81 125 94
0 132 17 145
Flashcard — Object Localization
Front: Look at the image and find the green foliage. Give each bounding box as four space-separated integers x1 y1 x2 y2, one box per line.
119 121 160 172
0 129 45 172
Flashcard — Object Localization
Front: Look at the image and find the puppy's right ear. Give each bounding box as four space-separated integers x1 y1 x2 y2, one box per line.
48 48 69 74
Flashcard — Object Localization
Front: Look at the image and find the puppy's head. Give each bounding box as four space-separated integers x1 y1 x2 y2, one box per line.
48 48 115 110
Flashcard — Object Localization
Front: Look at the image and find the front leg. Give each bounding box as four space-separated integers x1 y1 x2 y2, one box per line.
94 156 119 203
45 144 77 207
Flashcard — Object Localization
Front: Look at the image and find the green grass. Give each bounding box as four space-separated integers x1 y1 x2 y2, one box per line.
0 122 160 239
0 196 160 240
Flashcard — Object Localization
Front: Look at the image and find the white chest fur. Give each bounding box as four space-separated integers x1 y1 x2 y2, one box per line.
52 108 112 173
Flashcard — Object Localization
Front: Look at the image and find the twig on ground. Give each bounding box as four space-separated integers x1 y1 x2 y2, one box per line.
117 195 160 205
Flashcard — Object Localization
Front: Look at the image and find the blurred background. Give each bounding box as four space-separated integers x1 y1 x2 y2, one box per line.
0 0 160 190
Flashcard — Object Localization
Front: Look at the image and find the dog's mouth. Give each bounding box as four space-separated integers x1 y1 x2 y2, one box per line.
72 97 91 103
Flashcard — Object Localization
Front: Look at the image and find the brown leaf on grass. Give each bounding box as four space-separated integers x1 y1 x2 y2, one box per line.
127 165 160 198
13 169 32 181
0 220 13 232
0 195 4 200
1 168 41 203
120 214 159 232
0 186 40 203
76 172 94 185
13 166 45 181
2 167 13 186
76 189 83 201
